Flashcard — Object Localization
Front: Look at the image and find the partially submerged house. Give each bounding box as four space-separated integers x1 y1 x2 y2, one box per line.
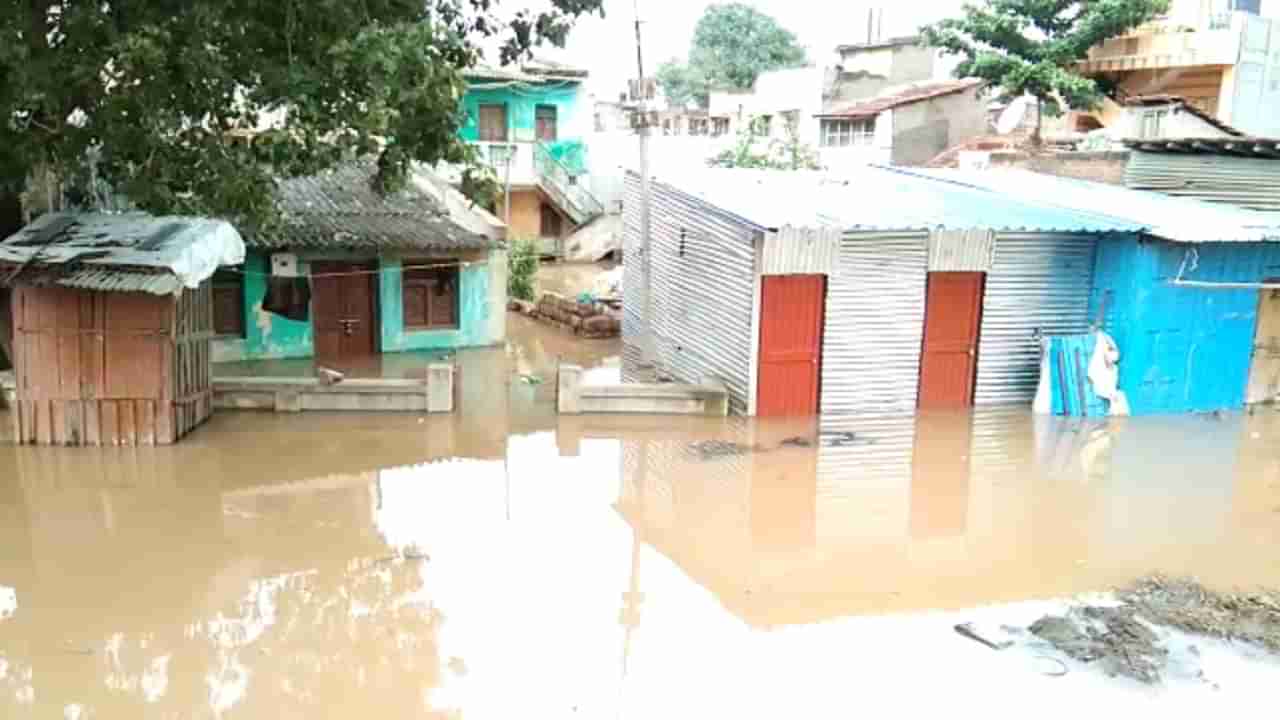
0 213 245 445
211 160 507 366
623 165 1280 417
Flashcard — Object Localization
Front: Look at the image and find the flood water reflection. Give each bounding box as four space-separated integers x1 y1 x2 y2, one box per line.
2 322 1280 716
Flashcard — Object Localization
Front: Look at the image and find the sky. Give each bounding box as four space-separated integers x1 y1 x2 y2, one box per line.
548 0 971 95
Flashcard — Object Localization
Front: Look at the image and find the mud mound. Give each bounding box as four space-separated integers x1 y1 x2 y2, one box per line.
1119 576 1280 653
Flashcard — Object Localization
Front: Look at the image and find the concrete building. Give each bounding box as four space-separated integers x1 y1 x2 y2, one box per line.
211 160 507 365
1075 0 1280 137
460 60 606 251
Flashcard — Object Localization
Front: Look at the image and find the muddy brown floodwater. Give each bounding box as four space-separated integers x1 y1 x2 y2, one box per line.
2 285 1280 716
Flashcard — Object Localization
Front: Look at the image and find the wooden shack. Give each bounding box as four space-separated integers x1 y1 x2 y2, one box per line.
0 213 245 446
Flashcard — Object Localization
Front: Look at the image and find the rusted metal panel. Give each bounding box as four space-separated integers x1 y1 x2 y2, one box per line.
928 229 995 272
973 233 1099 406
820 232 928 415
918 272 985 409
760 227 840 276
1125 149 1280 213
622 175 758 413
757 275 826 416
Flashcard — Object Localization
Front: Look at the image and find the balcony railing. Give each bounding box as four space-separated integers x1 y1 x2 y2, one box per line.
533 142 605 226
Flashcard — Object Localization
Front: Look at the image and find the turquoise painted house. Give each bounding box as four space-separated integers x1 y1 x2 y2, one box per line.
459 59 605 247
211 160 507 366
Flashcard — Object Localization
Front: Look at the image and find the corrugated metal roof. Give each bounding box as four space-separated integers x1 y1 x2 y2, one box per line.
889 167 1280 243
0 213 244 294
640 166 1143 235
264 159 498 251
1124 150 1280 212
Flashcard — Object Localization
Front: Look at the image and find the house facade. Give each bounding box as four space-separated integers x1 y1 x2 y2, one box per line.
623 166 1280 417
211 161 507 365
1075 1 1280 137
459 60 606 252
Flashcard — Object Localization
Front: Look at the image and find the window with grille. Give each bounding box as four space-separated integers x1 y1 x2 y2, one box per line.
403 263 459 330
820 118 876 147
212 270 245 337
478 104 509 142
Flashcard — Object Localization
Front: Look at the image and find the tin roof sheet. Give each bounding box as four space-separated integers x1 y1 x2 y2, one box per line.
890 167 1280 243
817 79 984 119
0 213 244 293
641 166 1143 235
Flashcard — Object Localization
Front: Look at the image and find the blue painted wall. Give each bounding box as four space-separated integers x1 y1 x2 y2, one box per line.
1089 236 1280 415
213 251 498 363
459 81 588 171
379 258 494 352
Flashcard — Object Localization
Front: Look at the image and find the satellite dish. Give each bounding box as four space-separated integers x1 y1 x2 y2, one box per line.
997 96 1031 135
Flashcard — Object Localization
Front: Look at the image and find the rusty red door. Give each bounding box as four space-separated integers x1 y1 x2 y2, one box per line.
312 261 378 363
757 274 826 417
918 272 985 410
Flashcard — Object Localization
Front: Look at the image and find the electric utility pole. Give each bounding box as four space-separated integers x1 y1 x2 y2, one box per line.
633 0 654 364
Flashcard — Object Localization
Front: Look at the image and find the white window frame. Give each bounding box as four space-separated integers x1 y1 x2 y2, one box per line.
820 118 876 148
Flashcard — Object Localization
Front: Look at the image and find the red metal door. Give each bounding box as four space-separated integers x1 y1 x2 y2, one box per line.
918 272 985 410
312 262 377 363
757 274 826 417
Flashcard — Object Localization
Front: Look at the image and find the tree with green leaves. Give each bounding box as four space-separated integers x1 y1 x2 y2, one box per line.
657 3 807 109
0 0 604 231
922 0 1170 143
708 117 822 171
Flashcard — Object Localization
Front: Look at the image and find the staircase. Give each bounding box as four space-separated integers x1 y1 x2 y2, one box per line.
534 142 606 227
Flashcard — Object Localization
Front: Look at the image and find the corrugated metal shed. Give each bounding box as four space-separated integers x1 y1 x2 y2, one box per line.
889 166 1280 243
647 167 1142 235
264 160 499 251
1124 150 1280 212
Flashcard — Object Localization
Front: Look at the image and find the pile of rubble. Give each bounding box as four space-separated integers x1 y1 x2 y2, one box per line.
509 291 621 339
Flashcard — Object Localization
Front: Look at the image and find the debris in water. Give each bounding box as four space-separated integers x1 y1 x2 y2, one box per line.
1119 576 1280 653
1031 655 1069 677
1029 606 1167 684
520 374 543 385
316 367 345 386
954 622 1014 650
687 440 754 460
779 436 814 448
821 430 874 448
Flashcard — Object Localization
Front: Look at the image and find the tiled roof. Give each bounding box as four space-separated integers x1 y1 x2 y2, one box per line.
1123 95 1247 138
260 160 497 251
816 79 984 119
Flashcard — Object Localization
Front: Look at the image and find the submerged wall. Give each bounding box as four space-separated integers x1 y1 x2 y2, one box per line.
1090 236 1280 415
214 249 506 363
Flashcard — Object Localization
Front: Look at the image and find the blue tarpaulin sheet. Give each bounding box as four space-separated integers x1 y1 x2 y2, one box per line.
1046 334 1108 417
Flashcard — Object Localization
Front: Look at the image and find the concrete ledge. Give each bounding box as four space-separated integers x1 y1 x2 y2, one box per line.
557 364 729 416
214 363 454 414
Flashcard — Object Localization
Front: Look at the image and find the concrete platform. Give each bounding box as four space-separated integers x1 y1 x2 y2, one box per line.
214 363 454 414
557 364 728 416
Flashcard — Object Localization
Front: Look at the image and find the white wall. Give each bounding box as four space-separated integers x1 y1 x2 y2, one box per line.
818 110 894 171
1116 102 1237 138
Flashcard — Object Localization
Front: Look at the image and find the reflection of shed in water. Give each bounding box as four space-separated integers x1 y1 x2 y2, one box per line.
614 412 1254 625
1 214 244 445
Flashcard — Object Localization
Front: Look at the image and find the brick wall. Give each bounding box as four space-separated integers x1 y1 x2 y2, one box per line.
990 150 1130 185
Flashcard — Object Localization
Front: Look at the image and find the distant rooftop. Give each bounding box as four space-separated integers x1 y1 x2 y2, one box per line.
1123 95 1246 138
817 79 984 119
835 35 920 53
463 56 588 84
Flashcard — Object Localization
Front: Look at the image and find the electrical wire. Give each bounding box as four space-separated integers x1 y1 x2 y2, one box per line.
221 258 490 279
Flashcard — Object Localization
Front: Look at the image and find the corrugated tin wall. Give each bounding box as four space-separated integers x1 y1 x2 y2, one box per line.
1125 152 1280 212
821 233 928 415
973 233 1099 406
622 174 759 413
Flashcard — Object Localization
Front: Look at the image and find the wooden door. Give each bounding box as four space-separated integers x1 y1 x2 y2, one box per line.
312 262 378 363
478 103 508 142
1247 282 1280 404
918 272 985 410
535 104 558 142
757 275 826 417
